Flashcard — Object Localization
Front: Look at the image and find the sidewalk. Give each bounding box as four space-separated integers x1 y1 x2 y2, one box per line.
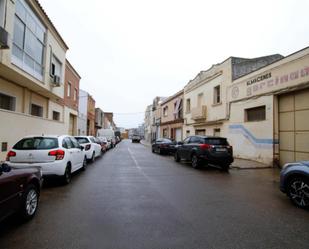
140 140 270 169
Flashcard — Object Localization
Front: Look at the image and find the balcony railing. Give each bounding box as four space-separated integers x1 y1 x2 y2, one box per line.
191 105 207 120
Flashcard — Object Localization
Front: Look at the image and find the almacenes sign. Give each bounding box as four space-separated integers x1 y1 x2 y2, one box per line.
246 73 272 86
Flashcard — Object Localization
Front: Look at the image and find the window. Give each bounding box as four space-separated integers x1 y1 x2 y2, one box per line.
195 129 206 136
62 137 73 149
74 88 77 101
183 137 190 144
214 128 221 137
186 130 190 137
0 92 16 111
75 137 90 144
52 111 60 121
163 106 168 117
51 55 62 78
1 142 8 152
0 0 5 27
12 0 46 80
214 85 221 104
31 103 43 117
14 137 58 150
163 128 168 138
67 82 71 97
197 93 203 107
245 106 266 122
70 137 80 148
186 98 191 113
189 136 201 144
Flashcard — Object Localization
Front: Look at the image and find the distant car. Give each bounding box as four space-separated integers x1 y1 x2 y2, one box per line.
280 161 309 209
132 135 141 143
0 163 43 222
174 136 233 170
75 136 102 162
97 137 108 152
7 135 87 184
152 138 176 154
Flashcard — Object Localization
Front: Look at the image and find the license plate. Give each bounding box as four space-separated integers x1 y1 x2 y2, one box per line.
216 148 227 152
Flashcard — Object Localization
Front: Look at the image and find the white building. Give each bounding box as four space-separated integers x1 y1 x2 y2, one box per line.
78 89 88 135
0 0 69 160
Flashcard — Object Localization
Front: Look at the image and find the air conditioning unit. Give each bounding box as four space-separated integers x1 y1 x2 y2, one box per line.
52 75 61 87
0 26 9 49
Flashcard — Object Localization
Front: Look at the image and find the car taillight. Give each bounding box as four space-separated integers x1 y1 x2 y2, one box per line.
48 150 65 160
85 144 91 151
199 144 211 150
6 151 16 161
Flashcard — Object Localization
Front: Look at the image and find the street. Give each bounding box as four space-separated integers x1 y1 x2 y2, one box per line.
0 140 308 249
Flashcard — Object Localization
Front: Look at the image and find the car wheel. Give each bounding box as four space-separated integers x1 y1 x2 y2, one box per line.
20 184 39 220
287 177 309 209
91 152 95 163
221 164 230 171
81 156 87 171
191 154 200 169
174 152 180 162
63 165 72 185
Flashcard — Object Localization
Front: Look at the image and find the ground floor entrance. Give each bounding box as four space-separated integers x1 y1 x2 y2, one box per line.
279 88 309 166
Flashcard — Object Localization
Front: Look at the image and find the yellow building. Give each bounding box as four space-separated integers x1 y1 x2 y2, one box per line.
0 0 69 160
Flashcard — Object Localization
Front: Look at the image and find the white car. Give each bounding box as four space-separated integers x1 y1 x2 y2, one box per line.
6 135 87 184
75 136 102 162
98 136 112 150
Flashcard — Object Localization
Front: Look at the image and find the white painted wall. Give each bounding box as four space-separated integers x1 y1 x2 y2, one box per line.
0 109 66 161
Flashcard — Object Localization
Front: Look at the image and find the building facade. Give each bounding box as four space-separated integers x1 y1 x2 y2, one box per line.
0 0 69 160
183 55 283 141
144 104 153 143
87 94 95 136
151 96 166 141
103 112 116 130
227 47 309 166
95 107 104 136
64 59 80 135
160 90 184 141
78 89 88 135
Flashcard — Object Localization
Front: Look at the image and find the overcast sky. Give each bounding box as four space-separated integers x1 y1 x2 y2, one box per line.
40 0 309 128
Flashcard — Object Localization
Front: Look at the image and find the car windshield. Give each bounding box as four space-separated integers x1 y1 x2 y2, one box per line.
13 137 58 150
75 137 90 144
204 138 228 145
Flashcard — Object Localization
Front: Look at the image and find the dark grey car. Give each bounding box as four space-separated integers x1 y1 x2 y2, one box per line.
280 161 309 209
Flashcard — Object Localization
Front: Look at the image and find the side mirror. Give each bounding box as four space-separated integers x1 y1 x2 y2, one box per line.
80 145 84 151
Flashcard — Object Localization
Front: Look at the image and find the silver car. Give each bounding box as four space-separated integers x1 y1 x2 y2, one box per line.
280 161 309 209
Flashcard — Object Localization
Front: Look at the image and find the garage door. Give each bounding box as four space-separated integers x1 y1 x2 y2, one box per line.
279 89 309 166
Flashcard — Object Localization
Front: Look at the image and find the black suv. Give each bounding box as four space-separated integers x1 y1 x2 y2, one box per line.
174 136 233 170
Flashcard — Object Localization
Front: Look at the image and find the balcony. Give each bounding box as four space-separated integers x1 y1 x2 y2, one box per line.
191 105 207 120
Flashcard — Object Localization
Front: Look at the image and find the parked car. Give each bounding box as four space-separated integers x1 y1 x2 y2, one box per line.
97 137 108 153
280 161 309 209
132 135 141 143
152 138 177 154
75 136 102 162
6 135 87 184
0 163 43 222
174 136 233 170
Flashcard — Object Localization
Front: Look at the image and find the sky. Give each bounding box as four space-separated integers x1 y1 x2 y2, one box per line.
39 0 309 128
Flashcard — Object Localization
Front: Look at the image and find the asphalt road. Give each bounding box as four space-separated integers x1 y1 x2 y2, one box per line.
0 140 309 249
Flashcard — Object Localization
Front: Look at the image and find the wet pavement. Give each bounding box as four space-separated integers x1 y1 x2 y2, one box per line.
0 140 308 249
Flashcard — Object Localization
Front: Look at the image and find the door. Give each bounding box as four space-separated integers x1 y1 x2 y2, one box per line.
70 137 84 169
69 114 75 136
63 137 79 171
279 89 309 166
175 128 182 142
0 170 21 219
